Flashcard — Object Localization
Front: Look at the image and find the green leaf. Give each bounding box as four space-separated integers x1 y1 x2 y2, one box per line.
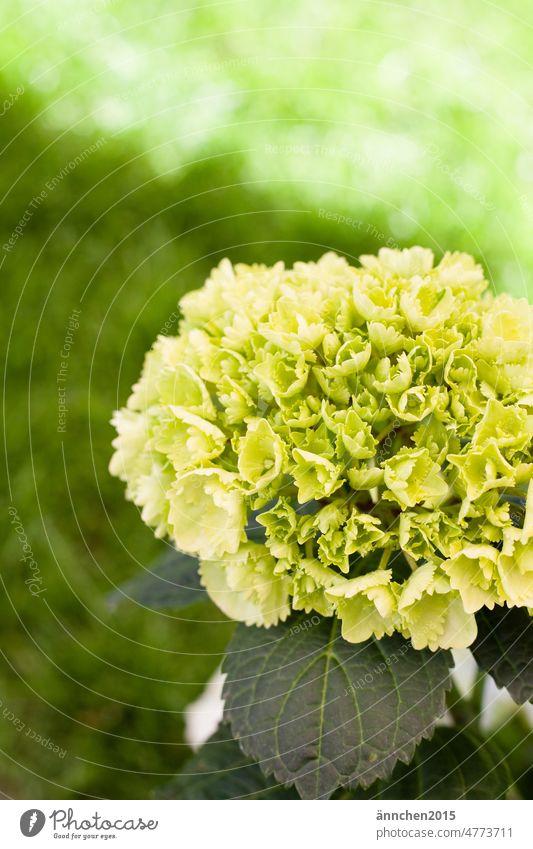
222 615 452 799
156 723 299 799
108 547 206 611
471 606 533 704
342 728 514 799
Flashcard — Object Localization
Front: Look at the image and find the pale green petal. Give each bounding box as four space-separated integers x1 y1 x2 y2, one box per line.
253 352 309 402
398 565 477 650
237 418 286 490
134 461 173 538
447 441 515 501
109 409 154 484
168 469 245 559
347 465 385 491
153 406 226 470
200 542 291 627
344 508 385 556
442 545 500 613
400 281 455 332
360 246 434 277
383 447 448 508
473 398 531 454
478 294 533 363
498 542 533 607
368 321 409 355
292 557 345 617
522 478 533 544
291 449 342 503
322 335 372 377
435 595 478 650
373 353 412 394
327 571 397 642
387 385 442 422
156 364 216 418
200 558 267 625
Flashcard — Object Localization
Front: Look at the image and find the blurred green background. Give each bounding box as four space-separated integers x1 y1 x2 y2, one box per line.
2 0 533 798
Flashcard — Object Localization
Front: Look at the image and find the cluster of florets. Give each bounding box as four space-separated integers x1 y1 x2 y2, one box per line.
110 247 533 650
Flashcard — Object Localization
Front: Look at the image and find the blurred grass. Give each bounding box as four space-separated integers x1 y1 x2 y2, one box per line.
3 0 533 296
0 89 242 798
1 0 533 798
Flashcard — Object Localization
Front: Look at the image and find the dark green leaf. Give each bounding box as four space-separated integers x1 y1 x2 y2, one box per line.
108 547 206 611
471 606 533 704
222 615 452 799
156 723 299 799
342 728 514 799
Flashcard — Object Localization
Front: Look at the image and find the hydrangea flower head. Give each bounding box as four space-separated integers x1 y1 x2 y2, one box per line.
110 247 533 649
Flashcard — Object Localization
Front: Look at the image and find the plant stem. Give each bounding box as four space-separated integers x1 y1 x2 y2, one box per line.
403 552 418 572
378 548 392 570
469 670 486 720
376 421 397 443
446 681 481 731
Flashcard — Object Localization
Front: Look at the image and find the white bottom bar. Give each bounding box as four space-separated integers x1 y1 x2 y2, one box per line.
0 800 529 848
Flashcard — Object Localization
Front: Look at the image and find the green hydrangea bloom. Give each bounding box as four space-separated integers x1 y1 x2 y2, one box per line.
110 247 533 649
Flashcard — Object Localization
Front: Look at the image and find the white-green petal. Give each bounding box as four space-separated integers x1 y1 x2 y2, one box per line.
168 468 245 559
